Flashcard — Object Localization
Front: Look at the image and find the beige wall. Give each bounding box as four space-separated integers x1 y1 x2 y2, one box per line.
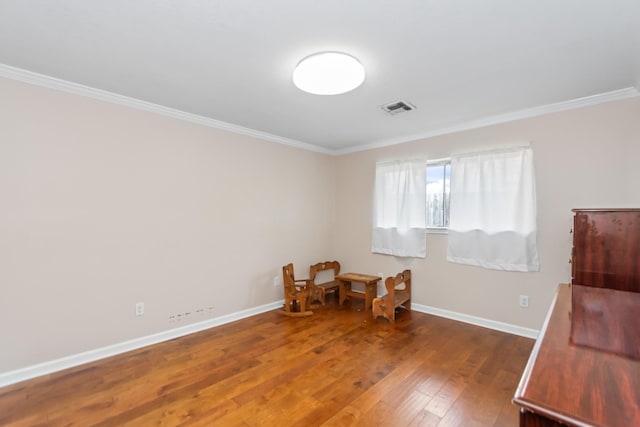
2 74 639 375
0 77 336 372
333 97 640 330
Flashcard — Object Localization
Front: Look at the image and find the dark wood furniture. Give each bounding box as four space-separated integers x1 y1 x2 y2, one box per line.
570 284 640 360
278 263 313 317
372 269 411 322
309 260 341 306
571 208 640 292
336 272 381 313
513 283 640 426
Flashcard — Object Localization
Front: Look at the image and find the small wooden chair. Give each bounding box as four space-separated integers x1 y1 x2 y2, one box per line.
309 261 341 305
279 263 313 317
372 270 411 322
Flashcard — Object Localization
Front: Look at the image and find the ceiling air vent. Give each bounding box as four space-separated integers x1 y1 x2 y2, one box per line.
381 100 416 115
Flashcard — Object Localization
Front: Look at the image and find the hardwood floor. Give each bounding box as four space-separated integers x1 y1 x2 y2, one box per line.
0 297 533 426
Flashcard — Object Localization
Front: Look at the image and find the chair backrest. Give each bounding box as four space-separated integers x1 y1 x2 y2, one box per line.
309 261 340 282
386 269 411 293
282 263 296 288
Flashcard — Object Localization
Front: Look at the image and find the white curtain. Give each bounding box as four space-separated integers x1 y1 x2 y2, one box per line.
447 146 539 272
372 159 427 258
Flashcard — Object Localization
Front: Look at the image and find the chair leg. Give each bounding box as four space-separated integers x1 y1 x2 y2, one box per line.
309 286 323 307
300 291 314 315
299 293 306 312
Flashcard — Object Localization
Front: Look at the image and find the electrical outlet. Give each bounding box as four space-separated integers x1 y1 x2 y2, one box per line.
519 295 529 308
135 302 144 316
273 276 282 287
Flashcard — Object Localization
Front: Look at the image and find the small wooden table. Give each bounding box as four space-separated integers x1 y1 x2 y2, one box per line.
336 273 381 313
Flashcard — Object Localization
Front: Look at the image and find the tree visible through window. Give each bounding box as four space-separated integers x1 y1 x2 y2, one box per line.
426 160 451 228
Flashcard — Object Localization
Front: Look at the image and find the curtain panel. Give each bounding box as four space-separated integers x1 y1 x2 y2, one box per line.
372 159 427 258
447 146 539 272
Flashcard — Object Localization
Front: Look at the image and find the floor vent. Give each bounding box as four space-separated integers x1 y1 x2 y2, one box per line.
381 100 416 115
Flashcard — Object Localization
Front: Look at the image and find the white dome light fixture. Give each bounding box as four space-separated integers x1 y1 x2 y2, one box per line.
293 52 365 95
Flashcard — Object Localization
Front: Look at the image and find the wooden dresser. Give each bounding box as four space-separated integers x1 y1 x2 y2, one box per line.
571 208 640 292
514 284 640 426
515 209 640 426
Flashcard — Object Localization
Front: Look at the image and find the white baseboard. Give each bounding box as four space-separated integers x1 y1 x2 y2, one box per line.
0 300 283 388
1 300 538 388
411 303 539 339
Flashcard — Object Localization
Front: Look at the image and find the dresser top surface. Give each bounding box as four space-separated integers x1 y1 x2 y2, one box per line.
514 284 640 426
572 208 640 212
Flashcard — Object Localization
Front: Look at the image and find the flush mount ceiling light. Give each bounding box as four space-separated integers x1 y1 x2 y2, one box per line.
293 52 365 95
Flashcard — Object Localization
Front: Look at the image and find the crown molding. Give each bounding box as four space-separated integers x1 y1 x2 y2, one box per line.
0 63 332 155
2 63 638 157
335 86 640 155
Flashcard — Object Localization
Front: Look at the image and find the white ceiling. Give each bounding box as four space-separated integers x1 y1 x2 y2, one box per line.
1 1 639 154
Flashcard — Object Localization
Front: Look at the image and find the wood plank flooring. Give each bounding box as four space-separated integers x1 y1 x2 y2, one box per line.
0 297 533 426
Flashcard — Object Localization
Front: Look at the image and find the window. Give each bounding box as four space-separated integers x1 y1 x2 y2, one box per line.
426 160 451 229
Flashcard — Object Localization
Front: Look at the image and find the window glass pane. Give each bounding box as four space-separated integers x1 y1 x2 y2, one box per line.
426 161 451 228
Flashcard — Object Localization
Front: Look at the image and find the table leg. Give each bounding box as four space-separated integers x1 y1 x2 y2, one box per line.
339 280 350 305
365 282 375 312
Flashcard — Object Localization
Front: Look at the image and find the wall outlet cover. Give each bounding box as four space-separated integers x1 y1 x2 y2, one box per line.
135 302 144 316
519 295 529 308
